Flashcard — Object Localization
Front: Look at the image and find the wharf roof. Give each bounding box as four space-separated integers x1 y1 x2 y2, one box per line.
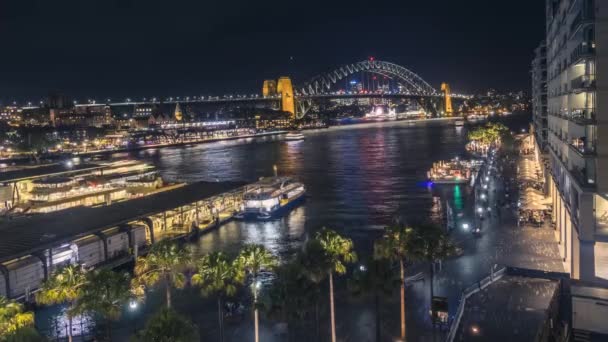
455 275 559 341
0 163 104 183
0 181 245 263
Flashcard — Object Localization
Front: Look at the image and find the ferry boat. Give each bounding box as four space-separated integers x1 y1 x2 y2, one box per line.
285 131 305 141
235 176 305 220
454 118 465 126
365 105 397 121
466 114 487 123
427 158 483 185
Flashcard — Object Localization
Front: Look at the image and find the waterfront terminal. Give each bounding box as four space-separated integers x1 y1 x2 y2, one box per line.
0 180 248 300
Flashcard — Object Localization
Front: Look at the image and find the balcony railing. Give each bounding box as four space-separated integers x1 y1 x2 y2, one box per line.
570 165 595 188
569 138 596 155
570 42 595 63
568 107 596 124
570 5 594 34
570 74 596 91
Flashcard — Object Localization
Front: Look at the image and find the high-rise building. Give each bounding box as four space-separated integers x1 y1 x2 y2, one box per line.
532 40 548 151
545 0 608 283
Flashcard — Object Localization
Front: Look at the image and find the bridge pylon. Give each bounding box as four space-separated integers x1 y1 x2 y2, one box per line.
276 77 295 119
263 77 296 119
441 83 453 116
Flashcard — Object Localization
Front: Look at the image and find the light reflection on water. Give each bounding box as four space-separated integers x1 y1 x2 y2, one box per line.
134 121 469 255
37 120 485 340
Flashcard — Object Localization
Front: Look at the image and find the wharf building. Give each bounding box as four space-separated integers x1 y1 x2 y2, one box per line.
0 181 245 300
543 0 608 284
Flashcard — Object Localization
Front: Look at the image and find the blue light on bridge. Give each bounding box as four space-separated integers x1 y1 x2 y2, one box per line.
349 80 358 85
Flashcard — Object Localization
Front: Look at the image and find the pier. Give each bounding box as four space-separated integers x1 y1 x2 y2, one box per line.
0 180 247 300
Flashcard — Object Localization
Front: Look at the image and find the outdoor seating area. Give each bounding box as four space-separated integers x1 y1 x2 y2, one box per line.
517 144 551 227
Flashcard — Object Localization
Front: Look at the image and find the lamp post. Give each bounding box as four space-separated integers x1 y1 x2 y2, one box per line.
129 300 139 334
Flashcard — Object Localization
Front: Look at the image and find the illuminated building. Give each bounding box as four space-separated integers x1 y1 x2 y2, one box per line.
134 104 154 118
0 106 22 123
544 0 608 284
254 112 291 130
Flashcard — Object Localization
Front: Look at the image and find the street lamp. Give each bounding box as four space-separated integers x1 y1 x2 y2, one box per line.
129 300 139 334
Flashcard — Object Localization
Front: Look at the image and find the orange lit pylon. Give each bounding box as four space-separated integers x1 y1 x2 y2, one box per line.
441 83 453 116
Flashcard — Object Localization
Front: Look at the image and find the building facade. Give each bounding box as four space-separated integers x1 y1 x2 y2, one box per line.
545 0 608 283
532 40 548 151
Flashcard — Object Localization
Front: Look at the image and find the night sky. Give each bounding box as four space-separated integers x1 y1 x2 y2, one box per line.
0 0 545 103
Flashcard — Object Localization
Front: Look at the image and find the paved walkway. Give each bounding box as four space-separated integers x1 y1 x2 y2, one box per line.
447 151 564 342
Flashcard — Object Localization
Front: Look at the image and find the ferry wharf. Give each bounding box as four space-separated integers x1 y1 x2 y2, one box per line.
0 180 246 300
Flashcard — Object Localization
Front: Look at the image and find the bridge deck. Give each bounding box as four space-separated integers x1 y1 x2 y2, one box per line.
0 181 246 263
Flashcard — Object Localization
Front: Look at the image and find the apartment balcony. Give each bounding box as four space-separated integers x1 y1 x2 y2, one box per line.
569 137 596 156
570 164 596 188
570 74 596 92
569 4 594 36
570 42 595 65
566 108 596 126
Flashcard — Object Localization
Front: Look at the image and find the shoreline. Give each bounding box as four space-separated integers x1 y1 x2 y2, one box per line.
0 117 461 165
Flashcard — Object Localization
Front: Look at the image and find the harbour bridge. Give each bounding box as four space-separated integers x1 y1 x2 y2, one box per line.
77 59 458 119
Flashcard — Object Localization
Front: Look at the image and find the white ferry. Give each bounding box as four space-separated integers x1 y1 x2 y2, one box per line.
454 118 465 126
285 131 305 141
466 114 487 123
235 177 306 220
365 106 397 121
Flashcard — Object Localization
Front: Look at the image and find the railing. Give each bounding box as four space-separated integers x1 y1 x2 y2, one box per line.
570 5 594 34
569 138 596 155
446 267 507 342
570 74 595 91
570 42 595 63
570 165 595 188
569 108 595 123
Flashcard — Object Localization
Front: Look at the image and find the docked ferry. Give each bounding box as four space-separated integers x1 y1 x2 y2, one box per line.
427 158 483 185
235 177 306 220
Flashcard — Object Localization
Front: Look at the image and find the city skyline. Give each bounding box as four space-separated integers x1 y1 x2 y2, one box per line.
0 0 544 102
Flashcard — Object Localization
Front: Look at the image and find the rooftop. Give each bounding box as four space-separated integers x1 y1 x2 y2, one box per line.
0 163 104 183
455 275 559 342
0 180 246 263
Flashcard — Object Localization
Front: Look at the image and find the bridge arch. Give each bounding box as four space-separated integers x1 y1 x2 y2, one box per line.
297 60 438 97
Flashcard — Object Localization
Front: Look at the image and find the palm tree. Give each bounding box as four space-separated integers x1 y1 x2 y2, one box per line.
348 258 400 342
36 265 88 342
296 239 330 340
131 240 189 309
411 223 455 324
261 260 317 340
0 296 35 339
374 225 418 341
191 252 244 342
132 307 199 342
315 228 357 342
236 244 277 342
77 269 131 340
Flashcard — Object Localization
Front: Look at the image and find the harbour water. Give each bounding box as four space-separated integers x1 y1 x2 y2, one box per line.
36 115 533 341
